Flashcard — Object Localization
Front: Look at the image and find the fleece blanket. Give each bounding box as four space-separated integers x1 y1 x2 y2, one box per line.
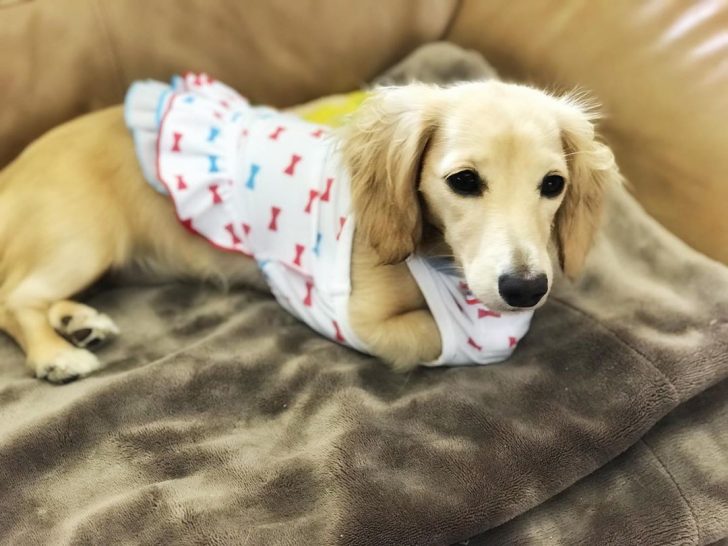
1 48 728 546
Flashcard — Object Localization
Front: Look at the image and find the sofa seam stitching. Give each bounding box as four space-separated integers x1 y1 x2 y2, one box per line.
440 0 464 40
91 0 125 97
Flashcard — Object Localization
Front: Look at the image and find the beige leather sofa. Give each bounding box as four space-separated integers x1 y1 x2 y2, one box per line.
2 0 726 264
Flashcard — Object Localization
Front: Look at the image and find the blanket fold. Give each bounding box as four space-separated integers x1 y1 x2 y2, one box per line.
1 184 727 545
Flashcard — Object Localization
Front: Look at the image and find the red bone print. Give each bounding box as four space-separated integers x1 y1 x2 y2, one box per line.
478 309 501 318
268 207 281 231
175 175 188 190
304 189 319 214
293 244 305 267
303 281 314 307
171 132 183 152
467 338 483 351
284 154 302 176
332 320 345 342
242 223 251 236
509 336 518 348
310 128 325 138
459 281 483 305
224 223 241 246
192 73 214 86
336 217 346 240
208 184 223 205
320 178 334 202
269 126 286 140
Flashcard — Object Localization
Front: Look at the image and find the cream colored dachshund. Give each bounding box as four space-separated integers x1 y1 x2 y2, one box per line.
0 75 621 383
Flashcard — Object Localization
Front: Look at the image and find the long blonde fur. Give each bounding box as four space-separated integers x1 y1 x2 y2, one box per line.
553 96 623 279
0 82 620 381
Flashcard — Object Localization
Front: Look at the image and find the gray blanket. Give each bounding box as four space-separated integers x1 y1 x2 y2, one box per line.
1 46 727 546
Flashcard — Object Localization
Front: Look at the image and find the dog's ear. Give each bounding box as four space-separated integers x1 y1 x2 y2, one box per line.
554 96 623 280
340 85 439 264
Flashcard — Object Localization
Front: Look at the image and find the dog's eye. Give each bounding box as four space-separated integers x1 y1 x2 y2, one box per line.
446 170 483 196
540 174 565 198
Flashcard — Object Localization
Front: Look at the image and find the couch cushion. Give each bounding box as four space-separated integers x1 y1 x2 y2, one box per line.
0 0 456 167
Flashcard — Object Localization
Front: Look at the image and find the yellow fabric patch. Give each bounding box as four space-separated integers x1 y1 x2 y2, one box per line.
297 90 370 128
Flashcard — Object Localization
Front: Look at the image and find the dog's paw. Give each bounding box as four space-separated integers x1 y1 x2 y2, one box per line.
34 348 102 384
54 309 120 350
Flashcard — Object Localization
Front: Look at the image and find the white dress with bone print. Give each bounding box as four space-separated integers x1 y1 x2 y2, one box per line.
124 73 533 365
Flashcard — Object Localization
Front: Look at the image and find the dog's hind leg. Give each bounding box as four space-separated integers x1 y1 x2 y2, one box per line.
48 300 120 351
0 242 118 383
0 304 101 383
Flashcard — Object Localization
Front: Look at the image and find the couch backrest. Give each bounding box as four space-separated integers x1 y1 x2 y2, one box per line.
0 0 456 166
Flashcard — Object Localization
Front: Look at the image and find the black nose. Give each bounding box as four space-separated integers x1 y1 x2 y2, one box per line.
498 273 548 308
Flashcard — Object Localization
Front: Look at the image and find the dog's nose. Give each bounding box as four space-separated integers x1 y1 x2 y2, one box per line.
498 273 548 308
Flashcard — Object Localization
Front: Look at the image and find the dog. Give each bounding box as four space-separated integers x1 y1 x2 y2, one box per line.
0 63 621 383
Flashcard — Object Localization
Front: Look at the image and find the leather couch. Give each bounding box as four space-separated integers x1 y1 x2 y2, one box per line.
1 0 726 263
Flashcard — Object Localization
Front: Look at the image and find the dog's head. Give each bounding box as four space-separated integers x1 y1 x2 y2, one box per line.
341 81 622 311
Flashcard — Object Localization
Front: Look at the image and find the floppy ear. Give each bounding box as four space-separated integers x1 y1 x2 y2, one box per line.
340 85 439 264
555 98 623 279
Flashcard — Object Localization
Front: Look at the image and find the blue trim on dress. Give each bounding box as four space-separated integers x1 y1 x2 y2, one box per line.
155 89 171 127
124 80 171 195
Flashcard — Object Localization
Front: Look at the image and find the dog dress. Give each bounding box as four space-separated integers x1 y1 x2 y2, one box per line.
124 73 533 366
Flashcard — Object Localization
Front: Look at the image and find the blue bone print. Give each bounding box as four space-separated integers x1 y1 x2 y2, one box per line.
312 233 323 256
246 163 261 189
207 126 221 142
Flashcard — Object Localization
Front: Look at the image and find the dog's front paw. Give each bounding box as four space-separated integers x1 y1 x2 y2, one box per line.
34 348 102 384
54 310 120 351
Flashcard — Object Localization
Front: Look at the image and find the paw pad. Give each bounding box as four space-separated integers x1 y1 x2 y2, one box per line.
70 328 93 344
55 311 119 351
